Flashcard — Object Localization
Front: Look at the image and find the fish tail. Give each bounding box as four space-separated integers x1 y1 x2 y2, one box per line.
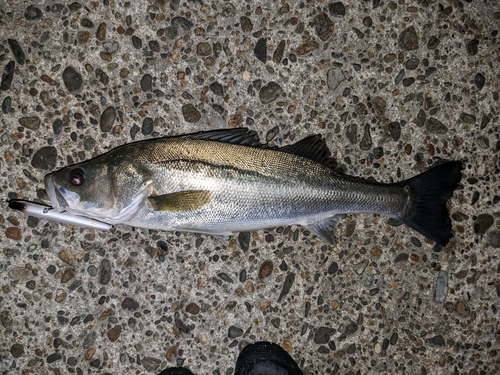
398 161 463 246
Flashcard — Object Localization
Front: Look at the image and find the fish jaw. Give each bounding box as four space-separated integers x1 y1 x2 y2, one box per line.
44 174 68 212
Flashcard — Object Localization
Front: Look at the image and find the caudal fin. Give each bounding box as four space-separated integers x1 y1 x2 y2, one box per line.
399 161 463 246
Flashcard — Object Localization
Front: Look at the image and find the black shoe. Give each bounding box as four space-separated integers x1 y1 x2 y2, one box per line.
157 368 195 375
235 341 303 375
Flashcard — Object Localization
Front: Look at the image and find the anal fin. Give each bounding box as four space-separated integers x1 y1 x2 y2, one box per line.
306 215 345 244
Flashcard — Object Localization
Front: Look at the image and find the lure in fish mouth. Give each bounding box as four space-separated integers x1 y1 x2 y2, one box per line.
20 128 464 245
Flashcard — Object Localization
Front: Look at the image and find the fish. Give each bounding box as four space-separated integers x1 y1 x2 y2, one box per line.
40 128 462 245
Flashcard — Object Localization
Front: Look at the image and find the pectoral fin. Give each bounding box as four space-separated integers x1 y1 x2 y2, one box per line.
147 190 212 212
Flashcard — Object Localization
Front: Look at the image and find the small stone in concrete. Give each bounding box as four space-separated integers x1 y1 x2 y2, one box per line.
182 104 201 123
19 116 40 130
254 38 267 63
228 326 243 338
399 26 419 51
31 146 57 170
98 259 112 285
62 66 83 94
100 106 116 132
259 82 282 104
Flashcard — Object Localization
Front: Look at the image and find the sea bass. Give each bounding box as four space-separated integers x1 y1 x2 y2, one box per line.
42 128 462 245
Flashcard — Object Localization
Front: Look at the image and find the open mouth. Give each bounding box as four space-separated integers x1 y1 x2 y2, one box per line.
44 174 68 212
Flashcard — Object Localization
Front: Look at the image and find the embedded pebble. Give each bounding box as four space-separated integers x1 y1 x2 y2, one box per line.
98 259 112 284
388 121 401 141
209 82 224 96
10 343 24 358
31 146 57 170
258 260 273 279
254 38 267 63
18 116 40 130
405 57 419 70
296 41 319 56
7 39 26 65
227 326 243 338
237 232 250 251
273 40 285 63
142 117 154 135
1 61 15 91
466 39 479 55
359 124 372 150
473 214 494 235
425 118 448 134
345 123 357 144
47 352 62 363
25 5 42 21
460 112 476 124
427 335 445 347
172 16 194 31
277 272 295 302
474 73 485 90
8 266 29 279
240 16 253 32
259 82 282 104
100 106 116 132
2 96 11 114
107 325 122 342
398 26 419 50
141 74 152 92
121 297 139 311
487 230 500 248
182 104 201 123
132 36 142 49
62 66 83 94
328 2 345 17
476 135 489 149
314 327 333 344
142 357 162 372
434 270 448 303
327 68 346 91
96 22 106 41
427 36 440 49
196 42 212 56
61 268 75 283
313 13 334 41
186 302 200 315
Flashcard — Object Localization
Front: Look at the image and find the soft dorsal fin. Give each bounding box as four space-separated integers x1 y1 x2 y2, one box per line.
147 190 212 212
182 128 264 147
280 135 336 169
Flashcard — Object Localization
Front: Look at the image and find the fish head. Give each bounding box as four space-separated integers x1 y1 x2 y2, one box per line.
44 155 154 223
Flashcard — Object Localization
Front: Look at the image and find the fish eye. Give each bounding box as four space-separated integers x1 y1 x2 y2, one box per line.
69 168 85 186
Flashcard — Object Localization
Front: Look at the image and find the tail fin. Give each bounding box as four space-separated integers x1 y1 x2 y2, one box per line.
399 161 463 246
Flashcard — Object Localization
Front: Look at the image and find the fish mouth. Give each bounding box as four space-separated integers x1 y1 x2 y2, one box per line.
44 174 68 212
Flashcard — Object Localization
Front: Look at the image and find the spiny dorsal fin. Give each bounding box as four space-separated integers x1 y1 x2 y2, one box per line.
147 190 212 212
281 135 337 169
182 128 264 147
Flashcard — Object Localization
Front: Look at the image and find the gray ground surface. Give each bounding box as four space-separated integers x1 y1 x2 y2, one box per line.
1 1 499 374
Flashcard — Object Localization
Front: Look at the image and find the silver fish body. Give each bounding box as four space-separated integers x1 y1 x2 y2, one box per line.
44 128 462 245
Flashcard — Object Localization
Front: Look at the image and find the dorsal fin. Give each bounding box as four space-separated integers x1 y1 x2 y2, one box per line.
280 135 336 169
182 128 264 147
183 128 336 168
